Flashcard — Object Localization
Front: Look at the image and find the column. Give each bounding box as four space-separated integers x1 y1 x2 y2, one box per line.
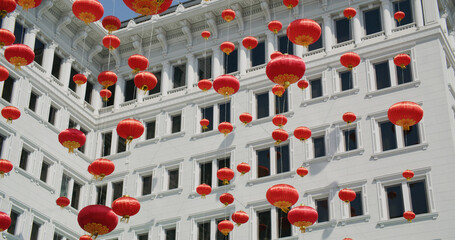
59 56 74 89
211 47 222 78
295 45 304 57
77 78 87 104
93 84 103 114
114 76 125 110
1 11 18 32
381 0 393 37
161 61 170 96
238 41 247 76
440 12 448 34
322 14 333 53
41 41 58 77
186 54 195 89
352 7 362 45
265 31 275 61
23 26 39 49
413 0 424 28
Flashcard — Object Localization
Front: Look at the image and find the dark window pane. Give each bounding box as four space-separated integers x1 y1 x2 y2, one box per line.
386 185 404 219
69 68 78 92
168 169 179 189
13 22 25 44
149 71 161 95
309 24 323 51
198 57 212 80
396 65 412 84
138 233 148 240
173 64 186 88
106 84 116 106
165 228 176 240
40 161 50 182
198 222 210 240
224 49 238 74
112 181 123 201
48 105 57 125
316 198 329 222
102 132 112 156
277 208 292 237
60 174 70 197
201 106 214 132
2 77 15 102
96 185 107 205
257 149 270 178
68 119 77 129
8 210 19 234
275 90 288 114
276 144 290 174
344 129 357 151
394 0 413 26
409 180 429 214
278 35 294 54
404 124 420 146
79 128 88 153
34 38 45 65
30 221 40 240
219 102 230 123
335 18 351 43
340 71 353 91
256 92 269 119
142 174 152 195
364 8 382 35
117 136 126 153
171 115 181 133
217 157 230 186
71 182 81 209
380 121 397 151
85 81 93 104
51 54 62 79
29 91 39 112
258 210 271 240
19 148 30 170
0 134 4 156
251 41 265 67
146 121 156 139
124 79 136 101
310 78 323 98
375 62 391 90
313 136 326 158
200 162 212 186
350 191 363 217
53 233 64 240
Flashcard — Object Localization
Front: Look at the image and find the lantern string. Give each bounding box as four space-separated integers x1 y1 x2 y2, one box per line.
81 35 87 74
112 0 116 15
249 0 253 36
286 9 291 54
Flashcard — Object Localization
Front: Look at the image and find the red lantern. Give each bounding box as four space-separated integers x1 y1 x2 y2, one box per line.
213 75 240 97
268 20 283 34
1 106 20 123
102 16 121 33
340 52 361 70
15 0 42 11
117 119 144 144
56 197 70 208
218 122 233 136
231 211 249 226
219 193 234 206
0 0 16 18
102 35 121 51
394 53 411 69
239 112 252 125
270 51 283 60
123 0 173 15
272 115 287 128
220 41 235 55
0 159 13 177
198 79 212 91
217 167 234 185
403 211 415 222
80 235 93 240
134 72 157 92
218 220 234 236
272 85 286 97
128 54 149 73
196 184 212 198
266 184 299 212
343 112 356 124
77 205 118 238
297 80 308 90
387 101 423 131
0 211 11 232
294 126 311 141
112 196 141 223
338 189 356 203
201 30 211 40
237 162 250 175
0 65 8 82
272 129 288 145
287 19 321 47
287 205 318 232
296 167 308 177
222 9 235 22
88 158 115 180
402 169 414 181
242 36 258 50
344 238 353 240
98 71 117 88
344 7 356 19
0 29 15 48
58 129 86 153
266 54 306 88
283 0 298 9
4 44 35 70
72 0 104 24
394 11 405 22
200 119 210 130
100 89 112 102
73 74 87 86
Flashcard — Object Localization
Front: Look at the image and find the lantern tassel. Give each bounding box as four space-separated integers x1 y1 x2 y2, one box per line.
407 219 412 223
125 136 134 145
281 207 289 213
300 226 306 233
201 195 206 199
6 118 12 124
0 172 4 178
121 215 130 223
223 179 229 185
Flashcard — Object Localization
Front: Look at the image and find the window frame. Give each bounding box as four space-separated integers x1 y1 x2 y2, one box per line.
196 100 233 134
305 186 337 228
59 171 85 210
362 7 383 36
251 86 292 122
196 54 213 81
392 0 415 27
171 62 187 89
167 111 184 135
333 120 364 159
189 208 235 240
333 16 352 44
249 37 266 68
337 180 369 223
160 159 183 193
331 67 360 96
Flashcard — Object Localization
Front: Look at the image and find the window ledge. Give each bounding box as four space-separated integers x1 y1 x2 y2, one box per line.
333 148 365 160
371 143 429 160
24 108 44 123
191 129 221 140
330 88 360 100
136 194 157 202
14 167 55 194
161 131 186 141
338 215 371 226
135 137 160 148
246 172 295 187
36 178 56 194
105 150 132 160
307 219 337 232
74 150 91 164
2 232 20 240
43 120 60 135
250 111 295 126
273 236 298 240
300 96 329 107
189 184 236 199
377 212 438 228
366 80 421 98
67 206 79 215
157 187 183 198
303 155 331 166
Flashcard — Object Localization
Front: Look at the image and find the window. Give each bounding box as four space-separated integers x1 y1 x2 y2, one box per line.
350 191 363 217
374 61 391 90
274 90 288 114
171 114 181 133
340 71 353 91
69 67 78 92
257 148 270 178
310 78 323 98
219 101 230 123
106 84 116 107
48 105 58 125
215 218 227 240
149 71 161 95
335 18 351 43
277 208 292 238
257 210 271 240
217 157 230 186
30 221 41 240
112 181 123 201
224 49 238 74
102 132 112 156
71 181 82 209
19 148 30 170
124 79 136 102
39 160 50 182
276 144 290 174
396 64 413 84
173 64 186 88
85 81 93 104
34 38 45 66
251 41 265 67
141 174 153 195
379 121 397 151
403 125 420 146
364 8 382 35
13 21 25 44
51 54 62 79
29 91 39 112
2 76 15 102
278 35 293 54
316 198 329 222
198 56 212 80
96 184 107 205
7 209 19 234
0 134 4 157
168 168 179 190
256 92 269 119
343 128 357 151
165 228 176 240
309 23 323 51
394 0 413 26
199 161 212 186
146 120 156 139
198 222 210 240
79 127 88 153
53 232 64 240
385 184 404 219
409 180 429 214
137 233 148 240
117 136 126 153
201 106 214 132
313 136 326 158
60 174 71 197
68 118 77 129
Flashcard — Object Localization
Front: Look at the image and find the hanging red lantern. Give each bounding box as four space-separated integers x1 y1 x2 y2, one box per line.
394 54 411 69
218 220 234 236
134 72 157 92
402 169 414 181
242 36 258 50
342 112 356 124
0 159 13 177
268 20 283 34
1 106 20 123
287 205 318 232
266 54 306 88
201 31 211 40
272 85 286 97
343 238 353 240
72 0 104 24
102 16 121 33
0 65 8 82
231 211 249 226
287 19 321 47
198 79 212 91
340 52 361 70
403 211 415 222
222 9 235 22
4 44 35 70
0 0 16 18
272 129 288 145
102 35 121 51
297 80 308 90
217 167 234 185
220 41 235 55
272 115 287 128
0 29 15 48
123 0 173 15
77 205 118 238
344 7 356 19
387 101 423 131
88 158 115 180
15 0 42 11
196 184 212 198
0 211 11 232
200 119 210 130
237 162 250 175
394 11 405 22
128 54 149 73
112 196 141 223
296 167 308 177
100 89 112 102
218 122 233 136
283 0 299 9
117 119 144 144
73 74 87 86
213 74 240 97
220 193 234 206
266 184 299 212
239 112 252 125
338 189 356 203
80 235 93 240
98 71 117 88
294 126 311 141
270 51 283 60
56 197 70 208
58 129 86 153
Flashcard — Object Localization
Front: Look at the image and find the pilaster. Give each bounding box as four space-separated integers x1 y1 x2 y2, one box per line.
186 54 195 88
239 40 248 76
352 7 362 45
413 0 424 28
161 61 171 96
114 76 126 110
211 46 222 78
42 42 58 77
23 26 39 50
2 11 18 32
380 0 393 37
265 31 275 61
60 57 75 89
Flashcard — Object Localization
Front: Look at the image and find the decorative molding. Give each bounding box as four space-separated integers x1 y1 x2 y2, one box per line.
55 12 73 34
260 0 271 22
131 34 144 55
155 27 168 55
88 45 103 63
111 49 121 69
205 12 218 39
180 20 193 49
232 4 244 35
37 0 54 20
